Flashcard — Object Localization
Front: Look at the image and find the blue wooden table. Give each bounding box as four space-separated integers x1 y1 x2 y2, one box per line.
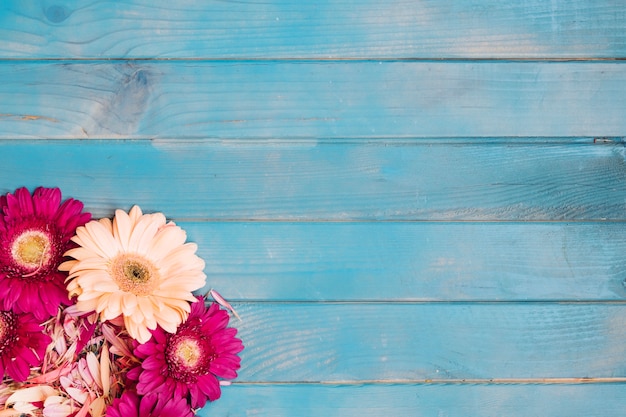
1 1 626 415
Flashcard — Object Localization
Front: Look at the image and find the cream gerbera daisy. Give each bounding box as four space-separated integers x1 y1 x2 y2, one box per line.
60 206 206 343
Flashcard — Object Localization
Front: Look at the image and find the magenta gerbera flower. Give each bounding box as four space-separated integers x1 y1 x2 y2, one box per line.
0 309 51 382
106 391 194 417
132 297 244 408
0 187 90 319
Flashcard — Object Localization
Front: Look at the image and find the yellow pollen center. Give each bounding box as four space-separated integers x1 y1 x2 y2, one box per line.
11 231 50 269
110 254 159 296
174 339 201 368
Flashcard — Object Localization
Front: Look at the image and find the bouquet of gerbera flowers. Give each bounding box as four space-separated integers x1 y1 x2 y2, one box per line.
0 187 243 417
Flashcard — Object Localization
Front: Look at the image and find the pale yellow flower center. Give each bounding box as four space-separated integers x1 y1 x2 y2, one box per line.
174 338 202 368
11 230 51 270
109 253 159 296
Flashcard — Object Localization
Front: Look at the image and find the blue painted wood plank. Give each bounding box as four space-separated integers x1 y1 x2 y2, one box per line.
202 384 626 417
1 61 626 138
231 303 626 381
1 1 625 59
0 139 624 221
187 222 626 302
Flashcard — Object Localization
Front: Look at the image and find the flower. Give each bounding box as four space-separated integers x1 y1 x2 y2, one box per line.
106 391 194 417
0 310 51 382
0 187 90 320
61 206 206 343
132 297 243 408
0 191 243 416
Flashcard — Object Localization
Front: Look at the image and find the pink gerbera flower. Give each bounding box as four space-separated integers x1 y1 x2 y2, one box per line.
0 310 51 382
0 187 90 319
132 297 244 408
106 391 194 417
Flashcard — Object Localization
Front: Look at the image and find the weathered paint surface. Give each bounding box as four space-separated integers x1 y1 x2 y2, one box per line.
1 0 625 415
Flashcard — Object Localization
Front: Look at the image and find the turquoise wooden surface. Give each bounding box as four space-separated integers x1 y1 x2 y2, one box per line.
1 0 625 59
233 303 626 381
2 0 626 415
207 384 626 417
1 62 626 138
1 139 625 220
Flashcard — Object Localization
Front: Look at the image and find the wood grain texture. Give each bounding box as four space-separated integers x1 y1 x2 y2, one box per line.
4 0 626 414
1 0 625 59
187 222 626 302
201 383 626 417
231 303 626 381
1 61 626 138
1 139 625 221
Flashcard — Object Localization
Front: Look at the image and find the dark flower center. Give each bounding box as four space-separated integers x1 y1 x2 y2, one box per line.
124 261 150 283
165 329 216 383
109 254 159 295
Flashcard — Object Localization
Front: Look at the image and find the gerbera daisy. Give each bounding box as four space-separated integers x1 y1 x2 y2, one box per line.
0 310 51 382
61 206 206 343
0 187 90 320
106 391 194 417
131 297 243 408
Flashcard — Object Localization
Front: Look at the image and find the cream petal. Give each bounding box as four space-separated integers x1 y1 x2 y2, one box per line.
127 205 143 225
74 298 98 313
153 290 197 302
158 274 206 294
98 217 113 233
62 247 99 262
95 294 112 314
90 396 106 417
73 268 111 282
85 352 102 390
100 344 111 398
112 208 133 251
103 292 123 319
66 280 82 298
154 307 185 326
158 297 193 313
124 318 151 344
76 288 108 301
121 293 138 316
128 309 146 324
157 274 205 287
146 212 167 226
76 221 119 259
137 297 156 322
67 257 110 273
159 243 205 271
58 259 77 272
89 281 119 293
145 225 187 262
6 385 58 404
154 317 179 333
127 215 162 254
74 271 115 289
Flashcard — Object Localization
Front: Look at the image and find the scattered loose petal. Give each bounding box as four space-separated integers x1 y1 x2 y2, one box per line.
209 289 241 321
